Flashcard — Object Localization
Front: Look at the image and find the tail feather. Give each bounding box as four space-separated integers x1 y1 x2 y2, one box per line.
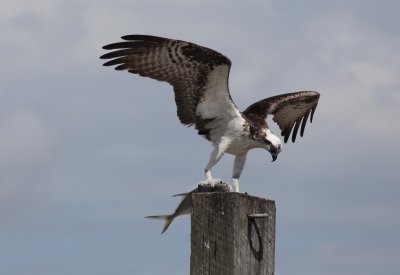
145 215 174 234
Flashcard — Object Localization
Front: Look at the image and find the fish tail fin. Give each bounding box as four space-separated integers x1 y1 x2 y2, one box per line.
145 215 173 234
173 192 190 197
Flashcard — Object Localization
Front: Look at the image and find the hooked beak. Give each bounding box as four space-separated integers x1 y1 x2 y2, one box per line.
271 154 278 162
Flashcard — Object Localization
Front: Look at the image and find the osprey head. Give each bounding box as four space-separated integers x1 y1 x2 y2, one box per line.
263 129 282 162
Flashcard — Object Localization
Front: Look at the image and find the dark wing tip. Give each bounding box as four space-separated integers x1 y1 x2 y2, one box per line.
101 35 169 61
100 52 113 59
310 102 318 123
101 58 121 67
121 34 141 40
272 91 320 143
102 43 117 50
102 41 135 50
283 134 289 143
121 34 166 42
291 117 303 143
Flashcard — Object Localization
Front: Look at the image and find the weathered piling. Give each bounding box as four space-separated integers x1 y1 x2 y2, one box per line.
190 192 275 275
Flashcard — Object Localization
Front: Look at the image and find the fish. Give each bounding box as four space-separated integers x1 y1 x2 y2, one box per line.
145 189 195 234
145 183 231 234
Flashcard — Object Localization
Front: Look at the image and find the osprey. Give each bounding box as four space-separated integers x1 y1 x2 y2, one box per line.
100 35 320 192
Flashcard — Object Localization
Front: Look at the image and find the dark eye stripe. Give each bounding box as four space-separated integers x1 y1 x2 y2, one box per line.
263 139 272 145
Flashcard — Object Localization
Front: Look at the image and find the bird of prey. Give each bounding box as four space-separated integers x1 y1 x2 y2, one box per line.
100 35 320 192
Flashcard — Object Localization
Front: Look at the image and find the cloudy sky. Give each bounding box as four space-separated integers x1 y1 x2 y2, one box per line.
1 0 399 274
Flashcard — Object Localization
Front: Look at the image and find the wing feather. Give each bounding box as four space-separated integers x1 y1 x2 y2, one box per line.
243 91 320 143
100 35 234 126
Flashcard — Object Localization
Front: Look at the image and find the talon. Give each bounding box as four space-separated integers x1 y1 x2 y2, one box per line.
198 178 222 187
198 178 225 192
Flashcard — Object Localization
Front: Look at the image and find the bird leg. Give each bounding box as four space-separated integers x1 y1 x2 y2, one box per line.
198 146 225 187
231 153 247 192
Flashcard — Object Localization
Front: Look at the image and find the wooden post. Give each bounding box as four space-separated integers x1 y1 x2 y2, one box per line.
190 192 275 275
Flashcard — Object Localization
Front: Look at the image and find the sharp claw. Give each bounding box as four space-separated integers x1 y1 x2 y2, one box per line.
198 179 230 192
198 178 222 187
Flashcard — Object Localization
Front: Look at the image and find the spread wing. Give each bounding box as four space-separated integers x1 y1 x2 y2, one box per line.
100 35 239 130
243 91 320 143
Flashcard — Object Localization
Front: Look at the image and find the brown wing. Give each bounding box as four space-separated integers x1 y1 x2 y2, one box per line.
243 91 320 143
100 35 231 125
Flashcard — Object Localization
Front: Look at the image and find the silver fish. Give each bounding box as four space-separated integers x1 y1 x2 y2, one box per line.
145 183 231 234
145 190 195 234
